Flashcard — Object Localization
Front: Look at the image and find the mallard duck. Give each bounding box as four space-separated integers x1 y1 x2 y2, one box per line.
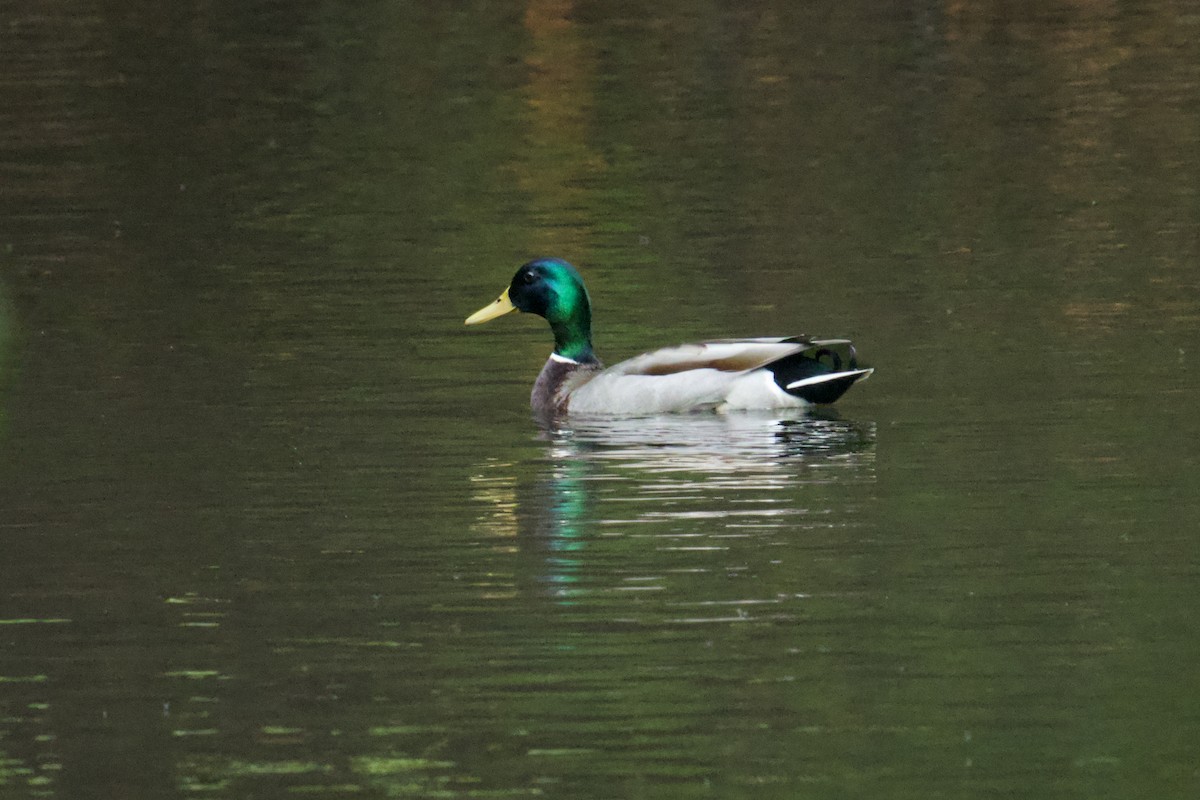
465 258 872 417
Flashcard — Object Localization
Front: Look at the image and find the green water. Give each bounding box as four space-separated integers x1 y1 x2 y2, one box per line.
1 1 1198 798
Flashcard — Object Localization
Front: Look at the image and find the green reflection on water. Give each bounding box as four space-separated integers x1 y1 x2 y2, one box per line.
538 443 591 604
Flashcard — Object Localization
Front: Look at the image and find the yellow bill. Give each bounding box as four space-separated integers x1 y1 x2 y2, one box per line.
465 288 517 325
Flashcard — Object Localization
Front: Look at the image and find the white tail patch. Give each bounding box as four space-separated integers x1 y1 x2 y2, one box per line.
786 368 874 391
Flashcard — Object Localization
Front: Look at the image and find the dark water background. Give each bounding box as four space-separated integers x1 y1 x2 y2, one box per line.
1 1 1198 798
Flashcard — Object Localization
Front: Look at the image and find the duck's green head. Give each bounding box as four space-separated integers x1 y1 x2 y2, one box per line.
465 258 595 362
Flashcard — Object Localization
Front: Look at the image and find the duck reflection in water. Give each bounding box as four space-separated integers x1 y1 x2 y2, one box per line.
469 411 877 605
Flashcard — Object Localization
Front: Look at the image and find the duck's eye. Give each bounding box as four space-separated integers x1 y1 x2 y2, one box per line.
521 271 537 285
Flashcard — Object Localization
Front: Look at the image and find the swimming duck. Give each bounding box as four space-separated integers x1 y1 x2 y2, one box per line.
465 258 872 417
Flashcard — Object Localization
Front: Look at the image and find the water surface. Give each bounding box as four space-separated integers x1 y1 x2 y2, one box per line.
1 1 1199 798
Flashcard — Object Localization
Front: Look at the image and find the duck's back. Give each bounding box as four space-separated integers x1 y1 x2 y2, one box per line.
564 339 836 415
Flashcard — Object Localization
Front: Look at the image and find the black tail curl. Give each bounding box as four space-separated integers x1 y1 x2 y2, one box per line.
767 340 871 405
